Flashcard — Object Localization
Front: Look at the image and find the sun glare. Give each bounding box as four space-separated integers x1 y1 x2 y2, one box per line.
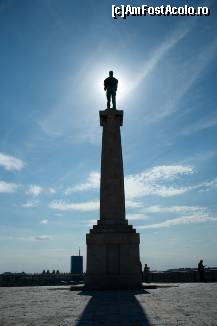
93 68 130 104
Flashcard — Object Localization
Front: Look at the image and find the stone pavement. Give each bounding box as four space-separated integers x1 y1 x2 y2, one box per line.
0 283 217 325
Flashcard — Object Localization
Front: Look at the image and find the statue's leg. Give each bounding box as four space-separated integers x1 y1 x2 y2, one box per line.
112 92 116 109
106 92 110 109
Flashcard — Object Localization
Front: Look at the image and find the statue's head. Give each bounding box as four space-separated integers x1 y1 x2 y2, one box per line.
109 71 113 77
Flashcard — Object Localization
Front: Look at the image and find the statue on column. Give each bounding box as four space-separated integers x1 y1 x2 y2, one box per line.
104 71 118 109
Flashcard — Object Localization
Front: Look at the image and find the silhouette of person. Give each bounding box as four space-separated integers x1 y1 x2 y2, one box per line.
143 263 150 283
198 259 205 282
104 71 118 109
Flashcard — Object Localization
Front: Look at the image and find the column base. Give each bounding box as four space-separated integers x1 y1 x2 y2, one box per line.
85 230 142 290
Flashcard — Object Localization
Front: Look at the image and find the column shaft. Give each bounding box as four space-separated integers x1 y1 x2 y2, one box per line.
99 109 125 222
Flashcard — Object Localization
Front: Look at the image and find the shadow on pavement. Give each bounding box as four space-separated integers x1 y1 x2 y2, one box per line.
76 289 151 325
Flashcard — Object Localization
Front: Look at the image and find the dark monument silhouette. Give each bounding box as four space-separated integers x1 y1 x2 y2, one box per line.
104 71 118 109
85 72 142 290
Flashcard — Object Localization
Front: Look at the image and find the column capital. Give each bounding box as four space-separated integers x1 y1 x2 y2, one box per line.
99 109 123 126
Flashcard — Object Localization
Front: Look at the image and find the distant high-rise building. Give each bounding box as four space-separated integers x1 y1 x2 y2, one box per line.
71 251 83 274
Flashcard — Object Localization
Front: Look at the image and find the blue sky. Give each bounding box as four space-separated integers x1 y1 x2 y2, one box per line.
0 0 217 273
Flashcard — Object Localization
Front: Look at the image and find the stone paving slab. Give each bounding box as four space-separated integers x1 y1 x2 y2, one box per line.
0 283 217 325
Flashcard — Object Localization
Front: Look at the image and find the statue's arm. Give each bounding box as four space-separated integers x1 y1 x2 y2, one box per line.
115 80 118 91
104 80 107 91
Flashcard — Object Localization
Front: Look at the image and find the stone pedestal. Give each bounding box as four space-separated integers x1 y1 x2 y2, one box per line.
85 109 142 290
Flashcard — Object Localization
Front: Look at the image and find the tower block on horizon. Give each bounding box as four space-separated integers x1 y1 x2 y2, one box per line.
85 108 142 290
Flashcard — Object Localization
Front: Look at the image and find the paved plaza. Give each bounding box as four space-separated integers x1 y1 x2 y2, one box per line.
0 283 217 325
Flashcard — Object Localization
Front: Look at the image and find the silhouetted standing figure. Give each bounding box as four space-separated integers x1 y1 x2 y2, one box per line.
143 263 150 283
104 71 118 109
198 259 205 282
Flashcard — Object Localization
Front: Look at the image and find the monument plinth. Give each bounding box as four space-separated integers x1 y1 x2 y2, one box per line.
85 109 142 290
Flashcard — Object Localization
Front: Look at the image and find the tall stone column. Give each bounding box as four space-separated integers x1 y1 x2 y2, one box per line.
85 109 142 290
100 109 125 223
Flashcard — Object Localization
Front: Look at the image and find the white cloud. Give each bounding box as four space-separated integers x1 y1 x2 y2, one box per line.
142 205 206 214
0 152 25 171
87 219 97 227
49 200 99 211
55 213 63 217
21 200 39 208
125 165 194 199
125 200 143 208
180 115 217 136
59 164 196 206
181 150 217 166
126 213 148 221
12 235 53 241
48 187 56 194
56 165 216 212
64 172 100 195
32 235 53 241
128 24 190 95
194 178 217 192
41 220 48 224
146 186 189 197
138 214 217 229
63 165 194 200
141 165 194 181
26 185 43 197
151 36 217 122
0 181 17 193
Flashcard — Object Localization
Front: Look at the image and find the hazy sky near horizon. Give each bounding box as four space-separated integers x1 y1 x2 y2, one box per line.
0 0 217 273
